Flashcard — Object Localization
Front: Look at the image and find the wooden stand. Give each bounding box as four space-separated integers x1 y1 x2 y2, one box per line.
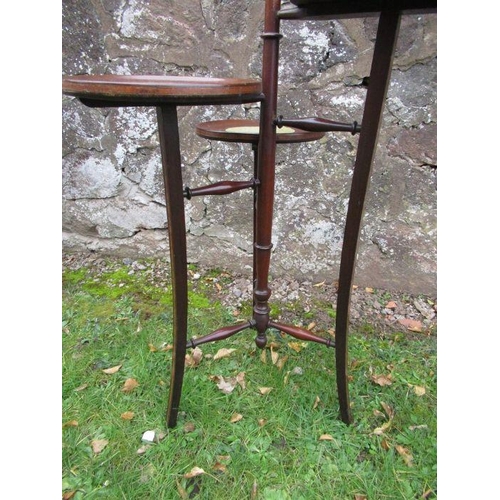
63 0 436 429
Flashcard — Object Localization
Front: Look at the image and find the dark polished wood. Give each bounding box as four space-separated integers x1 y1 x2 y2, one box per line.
276 116 360 134
62 75 263 107
184 179 258 199
269 321 334 348
186 321 255 348
281 0 436 19
252 0 282 350
334 8 402 425
156 105 189 429
196 119 324 144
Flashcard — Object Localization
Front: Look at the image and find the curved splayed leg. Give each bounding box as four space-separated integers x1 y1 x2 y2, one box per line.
157 104 188 429
335 9 401 425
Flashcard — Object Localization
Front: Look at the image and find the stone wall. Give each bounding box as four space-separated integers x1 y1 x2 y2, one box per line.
62 0 437 295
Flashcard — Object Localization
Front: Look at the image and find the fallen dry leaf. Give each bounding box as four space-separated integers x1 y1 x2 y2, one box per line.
371 374 393 386
258 387 273 395
74 383 88 392
381 438 391 451
373 420 392 436
184 422 196 433
395 444 414 466
313 395 321 410
276 355 288 370
122 378 139 392
373 401 394 435
121 411 134 420
260 349 267 363
102 364 122 374
62 492 76 500
210 375 238 394
365 287 374 293
214 348 236 360
91 439 108 454
258 419 267 427
213 462 227 473
148 343 158 352
209 373 245 394
307 322 316 331
230 413 243 423
62 420 78 428
313 281 325 287
318 434 335 441
270 347 279 365
288 342 304 353
386 301 397 309
137 444 151 455
184 467 205 479
381 401 394 420
354 495 367 500
236 371 246 390
409 424 428 431
185 347 203 368
413 385 426 396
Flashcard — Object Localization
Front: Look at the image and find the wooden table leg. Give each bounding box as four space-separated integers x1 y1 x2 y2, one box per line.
335 9 402 424
253 0 282 348
157 104 189 428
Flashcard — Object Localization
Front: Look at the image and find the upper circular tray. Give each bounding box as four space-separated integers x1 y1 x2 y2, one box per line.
62 75 263 107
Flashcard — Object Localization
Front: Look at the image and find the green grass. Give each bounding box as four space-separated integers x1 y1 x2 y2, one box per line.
62 260 437 499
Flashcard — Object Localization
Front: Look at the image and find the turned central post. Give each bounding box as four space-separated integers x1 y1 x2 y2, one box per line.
252 0 282 348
